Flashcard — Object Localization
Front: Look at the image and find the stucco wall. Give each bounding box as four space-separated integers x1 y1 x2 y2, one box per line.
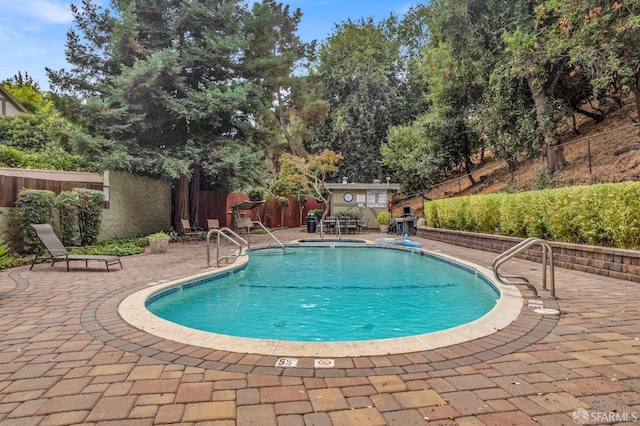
326 183 400 228
0 169 170 247
100 170 171 239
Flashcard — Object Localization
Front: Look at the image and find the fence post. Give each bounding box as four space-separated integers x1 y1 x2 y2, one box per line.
587 137 592 176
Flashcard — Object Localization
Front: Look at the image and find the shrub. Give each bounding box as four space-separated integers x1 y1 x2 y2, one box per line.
376 211 392 225
14 189 56 252
334 210 360 220
424 202 439 227
0 236 11 269
247 187 267 201
531 166 550 190
149 231 170 239
74 188 103 245
422 182 640 249
56 190 78 245
72 238 144 256
438 196 473 231
0 145 27 167
309 209 325 218
502 176 516 193
468 194 501 234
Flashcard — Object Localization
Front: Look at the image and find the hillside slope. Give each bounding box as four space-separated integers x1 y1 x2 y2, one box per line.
427 99 640 200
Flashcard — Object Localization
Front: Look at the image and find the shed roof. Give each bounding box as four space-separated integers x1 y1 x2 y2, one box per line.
0 86 29 116
325 182 400 191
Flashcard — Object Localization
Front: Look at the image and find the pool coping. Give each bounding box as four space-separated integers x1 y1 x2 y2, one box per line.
119 243 528 357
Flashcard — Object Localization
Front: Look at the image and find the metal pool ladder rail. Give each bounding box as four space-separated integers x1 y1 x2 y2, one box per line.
251 220 285 251
206 225 285 267
206 227 249 267
492 237 556 298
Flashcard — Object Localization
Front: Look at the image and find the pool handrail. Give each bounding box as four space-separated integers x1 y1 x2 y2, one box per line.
206 227 249 267
492 237 555 298
320 216 342 240
250 220 285 250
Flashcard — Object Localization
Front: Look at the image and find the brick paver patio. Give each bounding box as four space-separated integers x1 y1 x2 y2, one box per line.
0 229 638 425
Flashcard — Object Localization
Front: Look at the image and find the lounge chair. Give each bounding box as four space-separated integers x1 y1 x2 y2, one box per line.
180 219 204 242
29 224 122 272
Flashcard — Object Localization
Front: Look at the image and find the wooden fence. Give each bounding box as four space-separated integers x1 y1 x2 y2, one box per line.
194 192 325 230
0 168 103 207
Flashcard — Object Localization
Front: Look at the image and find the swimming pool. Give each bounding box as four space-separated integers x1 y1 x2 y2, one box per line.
120 243 522 356
146 246 498 341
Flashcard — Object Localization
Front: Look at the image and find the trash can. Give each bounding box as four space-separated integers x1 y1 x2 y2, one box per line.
306 213 317 233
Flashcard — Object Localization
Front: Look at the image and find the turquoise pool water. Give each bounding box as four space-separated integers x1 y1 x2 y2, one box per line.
146 246 499 342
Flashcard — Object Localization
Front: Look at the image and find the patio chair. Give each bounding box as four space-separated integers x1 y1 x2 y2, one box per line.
180 219 204 242
207 219 220 231
29 224 122 272
356 218 369 234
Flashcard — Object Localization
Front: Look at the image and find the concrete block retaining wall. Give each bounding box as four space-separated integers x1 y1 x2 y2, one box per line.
417 228 640 283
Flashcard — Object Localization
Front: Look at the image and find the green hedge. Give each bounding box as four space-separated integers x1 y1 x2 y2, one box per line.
14 189 57 252
14 188 104 253
424 182 640 249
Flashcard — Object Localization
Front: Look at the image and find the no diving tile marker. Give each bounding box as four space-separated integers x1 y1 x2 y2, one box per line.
314 359 335 368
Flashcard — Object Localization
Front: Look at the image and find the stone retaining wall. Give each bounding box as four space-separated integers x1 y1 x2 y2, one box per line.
417 228 640 283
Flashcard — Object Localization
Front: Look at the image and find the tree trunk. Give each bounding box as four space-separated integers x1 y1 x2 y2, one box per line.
464 157 477 186
506 155 518 173
276 90 296 155
462 132 477 186
189 164 201 226
546 144 567 174
526 73 568 176
629 79 640 125
175 175 189 231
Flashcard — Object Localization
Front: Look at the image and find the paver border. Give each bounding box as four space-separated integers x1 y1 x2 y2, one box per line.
77 247 561 376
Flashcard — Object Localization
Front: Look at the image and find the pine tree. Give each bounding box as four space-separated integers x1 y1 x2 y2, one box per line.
47 0 264 227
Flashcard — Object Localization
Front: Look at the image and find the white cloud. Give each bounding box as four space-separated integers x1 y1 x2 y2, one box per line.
32 0 74 23
0 0 73 24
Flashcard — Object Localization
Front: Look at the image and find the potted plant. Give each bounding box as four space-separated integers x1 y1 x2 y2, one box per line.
148 231 171 254
376 211 392 232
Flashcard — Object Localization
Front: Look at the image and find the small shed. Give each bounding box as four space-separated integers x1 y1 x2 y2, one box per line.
325 179 400 229
0 86 28 117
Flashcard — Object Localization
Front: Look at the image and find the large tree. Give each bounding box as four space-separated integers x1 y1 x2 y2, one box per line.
309 17 407 183
538 0 640 123
502 1 576 176
469 0 540 171
383 0 491 191
47 0 265 227
242 0 328 182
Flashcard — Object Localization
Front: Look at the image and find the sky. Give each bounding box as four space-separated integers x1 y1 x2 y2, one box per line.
0 0 418 92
